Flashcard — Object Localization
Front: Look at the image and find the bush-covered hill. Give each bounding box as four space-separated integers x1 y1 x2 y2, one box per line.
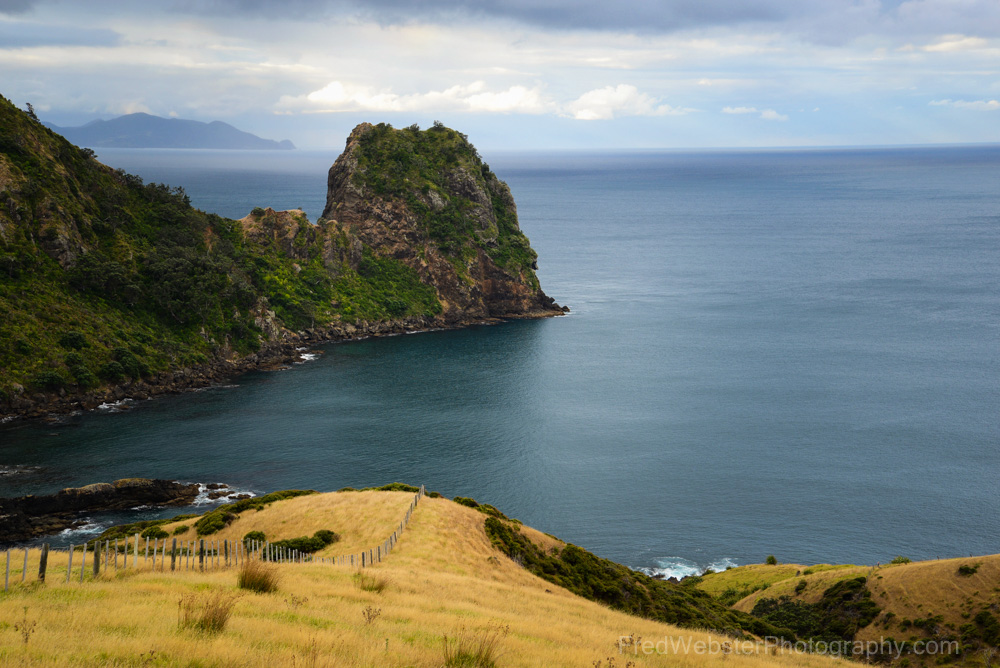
0 97 560 417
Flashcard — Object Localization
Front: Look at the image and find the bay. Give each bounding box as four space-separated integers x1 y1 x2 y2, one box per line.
2 145 998 577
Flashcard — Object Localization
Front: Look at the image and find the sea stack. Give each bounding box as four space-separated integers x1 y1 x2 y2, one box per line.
320 122 566 323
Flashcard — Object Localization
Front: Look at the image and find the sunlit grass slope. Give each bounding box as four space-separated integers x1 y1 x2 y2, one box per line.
0 491 843 667
715 556 1000 665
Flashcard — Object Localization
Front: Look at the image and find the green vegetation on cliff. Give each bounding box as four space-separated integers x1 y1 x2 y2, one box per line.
484 516 795 640
0 98 476 405
352 122 539 286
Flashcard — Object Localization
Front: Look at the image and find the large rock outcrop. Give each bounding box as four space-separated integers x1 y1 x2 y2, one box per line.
320 122 565 323
0 478 201 543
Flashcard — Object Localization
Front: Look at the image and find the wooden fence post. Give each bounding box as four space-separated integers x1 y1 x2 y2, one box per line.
170 539 177 571
80 543 87 583
21 548 28 583
114 538 119 571
38 544 49 582
133 533 139 567
4 549 9 592
67 545 73 583
199 540 204 571
93 541 100 578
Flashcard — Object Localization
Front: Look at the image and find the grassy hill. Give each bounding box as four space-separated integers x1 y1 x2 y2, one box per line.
0 491 844 667
697 557 1000 665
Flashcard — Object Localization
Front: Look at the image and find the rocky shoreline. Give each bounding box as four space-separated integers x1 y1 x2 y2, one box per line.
0 478 244 544
0 309 564 423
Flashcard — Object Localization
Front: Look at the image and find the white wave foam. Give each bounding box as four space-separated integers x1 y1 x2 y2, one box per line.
0 464 41 476
294 352 318 364
58 519 111 539
1 415 19 424
639 556 739 580
97 399 133 412
190 483 257 506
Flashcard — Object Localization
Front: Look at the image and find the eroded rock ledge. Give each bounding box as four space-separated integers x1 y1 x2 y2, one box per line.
0 478 203 544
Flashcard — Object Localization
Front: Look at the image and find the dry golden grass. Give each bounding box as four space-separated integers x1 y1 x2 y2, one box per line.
858 554 1000 644
0 492 845 667
161 489 417 558
696 563 861 600
731 565 870 612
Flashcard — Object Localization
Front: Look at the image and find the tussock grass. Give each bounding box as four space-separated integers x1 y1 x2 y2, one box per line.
237 559 280 593
352 570 390 593
443 622 509 668
177 590 239 634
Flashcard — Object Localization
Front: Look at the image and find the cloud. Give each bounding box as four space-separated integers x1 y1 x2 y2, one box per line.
0 0 34 15
278 80 552 114
929 98 1000 110
922 35 989 52
280 81 693 121
164 0 792 32
564 84 694 120
722 106 788 120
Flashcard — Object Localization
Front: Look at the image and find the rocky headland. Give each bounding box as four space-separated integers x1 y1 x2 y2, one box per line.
0 97 564 421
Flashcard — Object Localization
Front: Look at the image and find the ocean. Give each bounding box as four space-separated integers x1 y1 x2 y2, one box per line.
1 145 998 578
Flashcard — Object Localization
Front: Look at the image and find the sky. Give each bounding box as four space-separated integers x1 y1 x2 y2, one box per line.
1 0 999 150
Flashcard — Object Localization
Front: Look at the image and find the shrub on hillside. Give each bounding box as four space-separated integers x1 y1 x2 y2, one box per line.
243 531 266 544
195 490 317 536
141 526 169 539
58 331 88 350
31 371 66 391
267 530 340 555
750 577 880 643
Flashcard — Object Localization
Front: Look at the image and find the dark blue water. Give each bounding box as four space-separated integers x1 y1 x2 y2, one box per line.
2 146 998 576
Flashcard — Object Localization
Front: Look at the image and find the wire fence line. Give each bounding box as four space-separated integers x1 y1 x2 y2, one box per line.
2 485 425 591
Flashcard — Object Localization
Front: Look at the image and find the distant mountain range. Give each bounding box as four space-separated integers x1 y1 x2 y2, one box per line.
45 113 295 150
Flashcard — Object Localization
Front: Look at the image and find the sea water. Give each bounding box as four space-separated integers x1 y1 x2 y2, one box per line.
1 145 998 577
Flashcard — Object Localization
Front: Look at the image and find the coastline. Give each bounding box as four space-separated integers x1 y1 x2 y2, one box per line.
0 308 565 423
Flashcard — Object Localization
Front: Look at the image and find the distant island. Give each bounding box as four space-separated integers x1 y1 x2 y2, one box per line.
44 112 296 150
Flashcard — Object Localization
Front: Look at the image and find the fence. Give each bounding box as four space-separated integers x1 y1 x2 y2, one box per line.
2 485 425 591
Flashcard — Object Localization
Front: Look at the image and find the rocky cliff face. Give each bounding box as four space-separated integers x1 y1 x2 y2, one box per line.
320 122 565 323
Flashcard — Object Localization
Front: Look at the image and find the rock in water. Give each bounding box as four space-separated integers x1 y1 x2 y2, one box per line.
320 122 566 323
0 478 201 543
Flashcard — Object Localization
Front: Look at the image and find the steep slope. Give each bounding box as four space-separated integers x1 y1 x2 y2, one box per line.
322 121 565 322
0 98 562 419
704 557 1000 664
0 491 844 668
